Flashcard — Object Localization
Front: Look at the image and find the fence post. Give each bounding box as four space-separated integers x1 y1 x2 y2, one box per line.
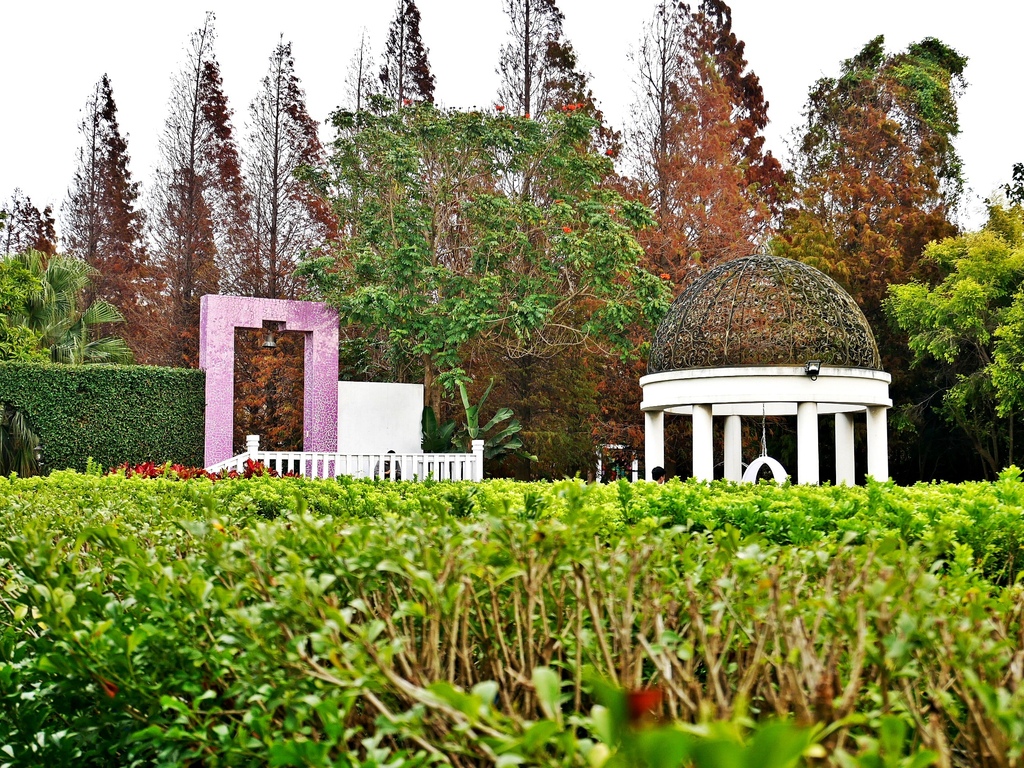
246 435 260 462
471 439 485 481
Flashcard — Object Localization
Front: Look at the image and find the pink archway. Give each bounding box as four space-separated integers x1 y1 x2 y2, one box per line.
198 295 339 467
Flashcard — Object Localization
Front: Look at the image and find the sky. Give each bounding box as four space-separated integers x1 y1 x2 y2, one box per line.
1 0 1021 236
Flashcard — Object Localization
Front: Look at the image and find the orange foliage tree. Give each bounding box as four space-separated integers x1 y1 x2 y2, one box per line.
625 0 784 284
149 13 247 367
230 40 335 453
62 75 154 359
776 36 969 482
775 36 966 318
595 0 784 472
0 191 56 257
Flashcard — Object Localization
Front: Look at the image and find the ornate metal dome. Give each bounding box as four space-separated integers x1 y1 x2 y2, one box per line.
648 254 881 373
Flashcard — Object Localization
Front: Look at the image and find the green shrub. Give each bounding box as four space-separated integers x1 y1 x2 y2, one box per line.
0 362 204 471
1 473 1024 765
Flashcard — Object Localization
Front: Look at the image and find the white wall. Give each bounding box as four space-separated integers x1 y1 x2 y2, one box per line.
337 381 424 454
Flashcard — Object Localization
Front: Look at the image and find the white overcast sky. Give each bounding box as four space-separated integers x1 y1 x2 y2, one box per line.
1 0 1020 235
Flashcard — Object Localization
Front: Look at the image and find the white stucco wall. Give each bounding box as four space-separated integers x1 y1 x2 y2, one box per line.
337 381 424 454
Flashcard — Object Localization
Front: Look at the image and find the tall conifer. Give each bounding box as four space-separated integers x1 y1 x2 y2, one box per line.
378 0 435 106
626 0 782 281
227 39 334 300
230 40 337 452
0 191 56 257
149 12 246 366
63 75 152 358
344 29 377 112
496 0 592 118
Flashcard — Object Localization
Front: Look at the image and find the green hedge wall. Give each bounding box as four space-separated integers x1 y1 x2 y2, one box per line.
0 362 205 471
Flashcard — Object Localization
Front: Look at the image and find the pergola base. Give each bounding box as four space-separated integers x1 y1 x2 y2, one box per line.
641 366 892 485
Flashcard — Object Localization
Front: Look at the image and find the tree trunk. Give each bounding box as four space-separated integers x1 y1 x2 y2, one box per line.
423 354 441 417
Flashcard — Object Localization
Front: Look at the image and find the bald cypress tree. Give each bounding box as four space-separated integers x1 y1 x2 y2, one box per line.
625 0 784 281
149 12 247 366
496 0 592 118
230 39 334 300
0 191 56 257
227 39 336 452
63 75 152 357
378 0 435 106
688 0 785 214
344 28 377 112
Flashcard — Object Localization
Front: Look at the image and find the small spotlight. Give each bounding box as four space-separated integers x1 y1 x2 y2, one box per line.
804 360 821 380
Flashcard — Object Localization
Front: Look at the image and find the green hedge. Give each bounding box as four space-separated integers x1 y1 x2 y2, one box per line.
0 362 204 471
0 473 1018 765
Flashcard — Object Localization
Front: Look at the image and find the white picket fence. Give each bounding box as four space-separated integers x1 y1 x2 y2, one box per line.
206 435 485 481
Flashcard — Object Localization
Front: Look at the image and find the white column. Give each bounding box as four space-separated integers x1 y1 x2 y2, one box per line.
866 406 889 480
692 404 714 481
796 402 819 485
246 434 260 459
471 439 485 481
644 410 665 481
724 415 742 481
835 412 856 485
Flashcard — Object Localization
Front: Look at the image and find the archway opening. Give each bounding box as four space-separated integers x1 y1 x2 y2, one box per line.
233 324 305 453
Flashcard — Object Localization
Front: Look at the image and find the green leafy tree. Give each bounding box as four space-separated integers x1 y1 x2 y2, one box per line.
1006 162 1024 206
0 258 47 362
4 250 133 365
886 203 1024 477
300 104 669 415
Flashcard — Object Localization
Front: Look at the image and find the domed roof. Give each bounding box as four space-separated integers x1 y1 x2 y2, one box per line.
648 254 881 373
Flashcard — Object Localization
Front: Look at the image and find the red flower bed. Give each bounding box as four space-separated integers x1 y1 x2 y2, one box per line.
109 458 289 481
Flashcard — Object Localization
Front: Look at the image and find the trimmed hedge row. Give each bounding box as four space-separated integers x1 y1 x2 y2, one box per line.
1 473 1020 765
0 362 204 471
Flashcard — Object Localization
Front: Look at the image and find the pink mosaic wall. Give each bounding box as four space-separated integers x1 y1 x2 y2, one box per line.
198 295 339 467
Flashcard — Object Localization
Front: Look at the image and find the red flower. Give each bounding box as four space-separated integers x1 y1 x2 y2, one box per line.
243 458 277 479
605 149 615 156
100 679 119 699
660 273 671 280
626 688 663 725
562 226 572 233
495 104 505 112
403 98 411 106
524 112 530 119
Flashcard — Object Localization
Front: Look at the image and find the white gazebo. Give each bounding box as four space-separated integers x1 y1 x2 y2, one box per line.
641 254 892 485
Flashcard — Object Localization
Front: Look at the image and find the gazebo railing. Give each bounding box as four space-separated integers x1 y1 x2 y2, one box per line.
205 435 484 481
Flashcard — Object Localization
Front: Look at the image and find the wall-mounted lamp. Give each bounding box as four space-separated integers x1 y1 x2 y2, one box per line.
804 360 821 381
33 443 44 473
